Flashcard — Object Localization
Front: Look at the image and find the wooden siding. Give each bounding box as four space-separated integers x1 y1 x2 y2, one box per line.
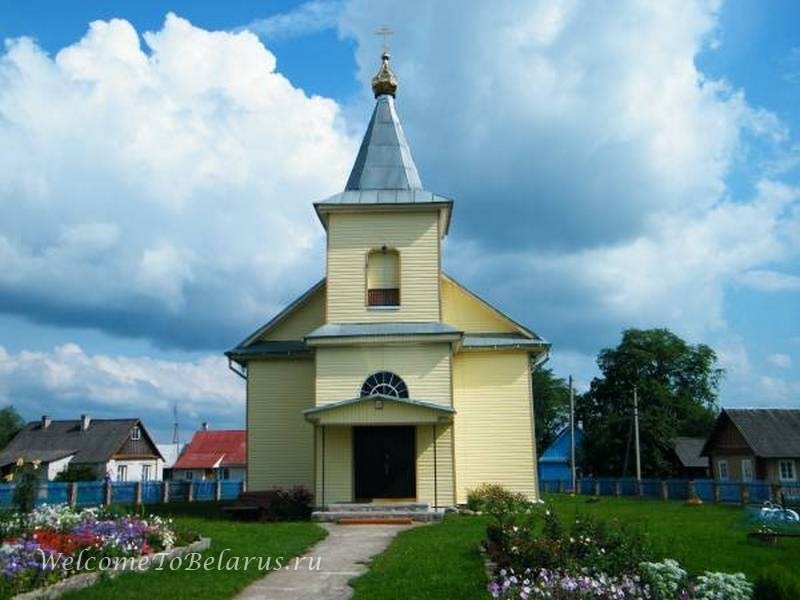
452 351 537 502
310 400 451 426
416 424 455 506
261 285 325 341
315 426 352 504
326 211 440 322
441 276 519 334
315 344 452 406
247 359 315 491
114 427 160 459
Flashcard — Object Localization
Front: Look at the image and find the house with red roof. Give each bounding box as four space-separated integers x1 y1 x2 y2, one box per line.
172 424 246 482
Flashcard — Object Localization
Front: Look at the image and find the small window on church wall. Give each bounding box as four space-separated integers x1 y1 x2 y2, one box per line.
366 247 400 307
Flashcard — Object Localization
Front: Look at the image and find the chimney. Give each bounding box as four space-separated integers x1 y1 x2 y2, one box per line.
80 414 91 431
201 422 209 431
41 415 51 430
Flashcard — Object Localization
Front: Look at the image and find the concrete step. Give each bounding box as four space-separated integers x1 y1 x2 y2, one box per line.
323 502 430 513
337 516 414 525
312 510 442 523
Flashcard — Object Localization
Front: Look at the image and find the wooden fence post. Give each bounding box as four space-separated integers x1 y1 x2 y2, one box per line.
615 480 621 497
769 483 780 503
688 480 696 499
661 481 669 501
241 479 247 494
740 483 749 506
635 479 642 497
188 482 195 502
593 481 600 496
712 481 720 503
215 480 222 501
103 480 112 507
161 481 170 504
68 482 77 508
135 481 142 507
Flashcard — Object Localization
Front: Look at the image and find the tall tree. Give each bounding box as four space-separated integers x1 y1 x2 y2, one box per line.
0 406 24 449
533 368 571 452
577 329 722 477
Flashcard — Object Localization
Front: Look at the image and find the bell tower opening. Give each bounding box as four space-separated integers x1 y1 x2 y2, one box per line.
366 247 400 307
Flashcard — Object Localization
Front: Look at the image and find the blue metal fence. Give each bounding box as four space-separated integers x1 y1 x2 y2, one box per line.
0 480 244 509
540 477 786 505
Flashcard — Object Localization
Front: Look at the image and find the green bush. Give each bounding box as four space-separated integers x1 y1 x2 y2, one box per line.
54 464 98 482
753 566 800 600
12 463 40 513
466 483 530 515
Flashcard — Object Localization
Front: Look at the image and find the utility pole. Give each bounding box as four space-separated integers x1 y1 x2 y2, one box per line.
633 384 641 482
172 402 180 455
569 375 576 493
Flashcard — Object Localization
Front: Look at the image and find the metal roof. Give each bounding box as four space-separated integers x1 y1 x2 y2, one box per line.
703 409 800 458
303 394 455 417
317 189 451 205
173 430 246 469
305 322 461 340
0 419 162 465
226 340 310 360
462 334 548 349
672 437 709 468
345 95 422 191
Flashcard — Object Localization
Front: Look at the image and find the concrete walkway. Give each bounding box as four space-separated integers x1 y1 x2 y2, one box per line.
235 523 415 600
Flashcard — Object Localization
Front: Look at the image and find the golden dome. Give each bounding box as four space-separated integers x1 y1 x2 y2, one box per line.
371 51 398 98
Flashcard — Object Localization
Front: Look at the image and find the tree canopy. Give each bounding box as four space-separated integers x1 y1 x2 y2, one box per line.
0 406 25 449
577 328 722 477
533 367 572 452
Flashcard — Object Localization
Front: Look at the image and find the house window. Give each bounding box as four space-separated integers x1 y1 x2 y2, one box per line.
116 465 128 481
131 426 141 441
717 460 729 481
741 459 753 482
223 468 230 480
142 465 152 481
366 247 399 307
360 371 409 399
185 471 193 480
779 460 796 481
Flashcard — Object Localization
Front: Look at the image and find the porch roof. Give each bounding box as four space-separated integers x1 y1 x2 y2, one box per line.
303 394 454 426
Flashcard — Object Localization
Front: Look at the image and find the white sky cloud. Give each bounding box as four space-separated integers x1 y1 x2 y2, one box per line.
0 344 243 441
767 353 792 368
0 14 355 349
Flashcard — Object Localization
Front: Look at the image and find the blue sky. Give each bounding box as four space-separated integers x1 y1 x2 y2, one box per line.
0 1 798 442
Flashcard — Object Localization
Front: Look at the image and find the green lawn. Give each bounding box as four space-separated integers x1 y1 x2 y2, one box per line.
61 504 326 600
350 495 799 599
542 493 800 582
351 515 491 600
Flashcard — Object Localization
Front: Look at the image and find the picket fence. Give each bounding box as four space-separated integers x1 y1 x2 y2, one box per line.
0 479 245 508
538 477 800 505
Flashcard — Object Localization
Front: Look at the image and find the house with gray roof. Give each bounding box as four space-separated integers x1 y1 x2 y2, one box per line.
701 408 800 485
0 415 164 482
671 437 710 479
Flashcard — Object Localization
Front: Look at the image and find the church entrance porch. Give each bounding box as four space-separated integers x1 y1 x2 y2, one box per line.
353 425 415 500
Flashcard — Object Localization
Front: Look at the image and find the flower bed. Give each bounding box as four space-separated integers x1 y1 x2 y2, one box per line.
0 504 197 598
479 487 754 599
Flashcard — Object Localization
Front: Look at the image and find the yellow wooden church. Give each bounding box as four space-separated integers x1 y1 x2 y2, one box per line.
227 51 549 510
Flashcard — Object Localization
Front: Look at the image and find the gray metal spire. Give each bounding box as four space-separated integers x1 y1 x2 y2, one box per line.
344 53 422 191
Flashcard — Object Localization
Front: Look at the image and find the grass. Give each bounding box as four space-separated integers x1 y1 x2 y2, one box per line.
351 515 491 600
60 503 326 600
351 495 800 599
543 493 800 582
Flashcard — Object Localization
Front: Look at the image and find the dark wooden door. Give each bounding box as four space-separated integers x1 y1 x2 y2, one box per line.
354 426 415 499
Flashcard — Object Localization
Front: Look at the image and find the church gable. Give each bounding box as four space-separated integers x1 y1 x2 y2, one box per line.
237 280 326 347
441 275 534 337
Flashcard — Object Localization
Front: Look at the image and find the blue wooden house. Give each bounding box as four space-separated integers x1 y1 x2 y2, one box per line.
538 425 583 486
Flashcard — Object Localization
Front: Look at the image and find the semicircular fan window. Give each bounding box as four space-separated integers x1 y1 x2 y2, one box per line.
360 371 409 399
